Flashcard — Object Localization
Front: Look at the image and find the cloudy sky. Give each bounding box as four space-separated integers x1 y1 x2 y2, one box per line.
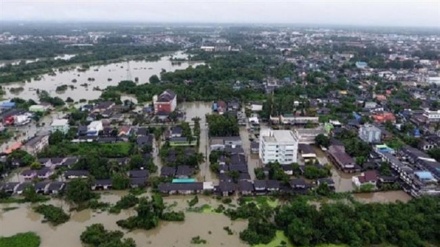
1 0 439 27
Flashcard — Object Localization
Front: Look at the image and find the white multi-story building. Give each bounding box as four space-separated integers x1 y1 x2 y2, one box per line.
423 109 440 123
359 124 382 143
259 129 299 165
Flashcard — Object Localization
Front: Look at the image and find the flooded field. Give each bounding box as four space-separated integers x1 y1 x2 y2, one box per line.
3 51 203 101
0 194 247 247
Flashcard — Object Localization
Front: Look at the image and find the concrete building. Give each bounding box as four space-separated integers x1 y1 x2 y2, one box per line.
359 124 382 143
259 129 299 165
153 90 177 114
87 121 103 136
423 109 440 123
21 135 49 155
50 119 69 134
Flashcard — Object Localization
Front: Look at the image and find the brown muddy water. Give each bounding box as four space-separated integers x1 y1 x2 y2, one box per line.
354 191 412 203
0 194 247 247
3 51 203 101
180 102 218 183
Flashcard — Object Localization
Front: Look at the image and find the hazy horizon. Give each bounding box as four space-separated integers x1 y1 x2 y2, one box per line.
1 0 439 28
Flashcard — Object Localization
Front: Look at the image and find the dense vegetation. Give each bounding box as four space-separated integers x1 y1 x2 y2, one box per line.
33 204 70 226
116 195 184 230
109 194 139 214
206 114 239 137
39 142 133 158
65 179 97 205
275 197 440 247
0 232 41 247
80 223 136 247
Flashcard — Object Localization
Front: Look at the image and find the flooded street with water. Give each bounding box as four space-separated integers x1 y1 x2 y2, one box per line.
180 102 216 183
3 51 203 101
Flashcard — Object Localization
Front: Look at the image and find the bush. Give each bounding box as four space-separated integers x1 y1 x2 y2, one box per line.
188 195 199 207
80 223 136 247
190 236 207 244
110 194 139 214
161 211 185 221
0 232 41 247
34 204 70 226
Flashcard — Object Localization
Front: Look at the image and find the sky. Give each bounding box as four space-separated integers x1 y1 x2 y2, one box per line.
1 0 439 27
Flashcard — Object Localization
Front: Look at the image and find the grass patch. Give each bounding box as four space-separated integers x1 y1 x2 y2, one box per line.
241 196 279 209
253 230 292 247
0 232 41 247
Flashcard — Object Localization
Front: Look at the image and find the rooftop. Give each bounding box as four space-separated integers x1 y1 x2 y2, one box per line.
51 119 68 126
262 129 298 143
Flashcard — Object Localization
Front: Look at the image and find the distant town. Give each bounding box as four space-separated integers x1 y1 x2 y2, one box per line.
0 22 439 247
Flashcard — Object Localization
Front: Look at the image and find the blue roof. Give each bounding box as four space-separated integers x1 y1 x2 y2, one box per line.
172 178 197 183
414 171 434 180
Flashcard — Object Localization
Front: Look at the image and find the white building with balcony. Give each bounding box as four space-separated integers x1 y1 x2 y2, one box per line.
359 124 382 143
423 109 440 123
259 129 299 165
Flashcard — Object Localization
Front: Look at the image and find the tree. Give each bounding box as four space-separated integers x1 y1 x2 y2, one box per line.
49 130 64 145
23 185 40 203
30 161 42 170
254 168 266 180
65 179 95 205
129 154 145 170
427 148 440 161
303 165 330 179
149 75 160 84
33 204 70 226
111 173 130 190
228 170 240 183
315 134 330 148
80 224 136 247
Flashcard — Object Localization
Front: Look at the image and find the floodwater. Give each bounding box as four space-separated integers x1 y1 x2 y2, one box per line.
0 194 247 247
179 102 217 183
354 191 412 203
2 51 203 101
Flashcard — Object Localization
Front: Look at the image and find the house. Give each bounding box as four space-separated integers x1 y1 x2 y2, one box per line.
158 182 203 195
161 166 176 177
298 144 317 162
50 157 65 167
87 121 103 136
217 181 236 196
136 127 149 136
238 180 254 195
118 126 132 137
372 112 396 124
266 180 280 192
35 181 50 194
253 180 267 194
130 177 147 188
62 157 78 167
250 142 259 154
249 102 263 112
93 101 115 113
213 100 227 114
21 169 37 180
327 145 360 173
210 137 240 151
64 170 89 179
290 178 308 190
352 170 379 188
21 135 49 155
317 178 336 190
170 126 183 138
176 165 194 179
358 124 382 143
92 179 112 190
51 119 69 134
129 170 149 178
137 135 153 147
259 129 299 164
15 182 32 195
37 168 53 179
0 182 20 194
153 90 177 114
46 182 66 194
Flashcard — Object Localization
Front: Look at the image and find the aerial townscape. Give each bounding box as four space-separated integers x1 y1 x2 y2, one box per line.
0 2 439 247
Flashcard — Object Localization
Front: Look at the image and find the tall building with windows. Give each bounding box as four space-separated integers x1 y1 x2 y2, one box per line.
259 129 299 165
359 124 382 143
